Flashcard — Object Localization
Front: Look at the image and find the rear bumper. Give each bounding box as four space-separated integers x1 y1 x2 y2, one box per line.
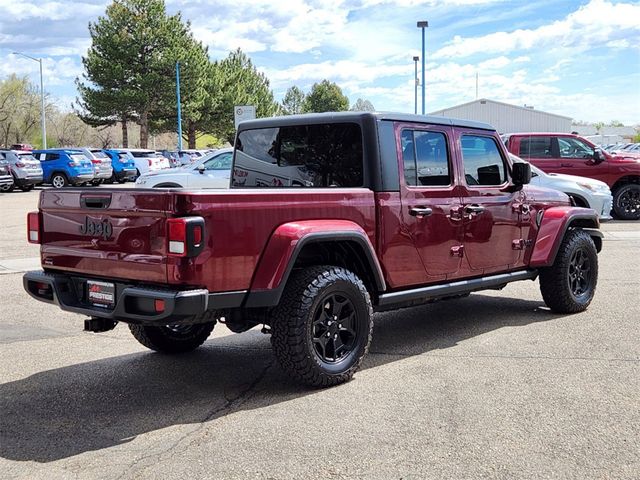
70 173 95 184
115 168 137 180
23 270 246 325
15 175 43 186
0 175 13 186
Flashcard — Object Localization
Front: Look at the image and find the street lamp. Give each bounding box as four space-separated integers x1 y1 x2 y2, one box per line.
412 56 419 115
416 21 428 115
13 52 47 149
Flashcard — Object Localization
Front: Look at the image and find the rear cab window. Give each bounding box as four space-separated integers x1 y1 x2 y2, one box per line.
233 122 363 188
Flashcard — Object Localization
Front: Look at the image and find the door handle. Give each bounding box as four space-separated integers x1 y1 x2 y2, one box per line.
464 205 485 214
409 207 433 217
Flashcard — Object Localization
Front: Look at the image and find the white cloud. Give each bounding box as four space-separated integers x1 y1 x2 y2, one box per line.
433 0 640 59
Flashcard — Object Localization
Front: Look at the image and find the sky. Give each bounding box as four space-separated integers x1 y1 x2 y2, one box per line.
1 0 639 125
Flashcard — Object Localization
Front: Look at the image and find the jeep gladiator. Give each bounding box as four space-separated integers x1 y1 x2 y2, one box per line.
24 112 603 387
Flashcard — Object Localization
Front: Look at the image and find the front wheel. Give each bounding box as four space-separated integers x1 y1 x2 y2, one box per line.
270 266 373 387
539 229 598 313
612 184 640 220
129 314 216 354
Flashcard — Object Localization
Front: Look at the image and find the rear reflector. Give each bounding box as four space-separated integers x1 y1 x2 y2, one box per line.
27 211 40 244
154 299 165 313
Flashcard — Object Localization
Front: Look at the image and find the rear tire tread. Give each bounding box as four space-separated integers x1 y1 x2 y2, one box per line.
128 310 216 354
270 266 373 388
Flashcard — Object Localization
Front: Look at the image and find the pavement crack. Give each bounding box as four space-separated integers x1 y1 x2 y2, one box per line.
114 360 275 479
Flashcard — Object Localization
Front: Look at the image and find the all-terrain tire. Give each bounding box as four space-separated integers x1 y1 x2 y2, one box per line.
270 266 373 387
129 311 216 354
539 229 598 313
612 184 640 220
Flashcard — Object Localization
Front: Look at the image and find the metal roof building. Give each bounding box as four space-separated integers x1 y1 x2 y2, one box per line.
429 98 572 134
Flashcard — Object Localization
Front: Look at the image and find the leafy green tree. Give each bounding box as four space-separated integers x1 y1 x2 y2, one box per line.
282 86 306 115
208 49 280 144
608 120 624 127
77 0 198 148
303 80 349 113
0 75 52 147
350 98 375 112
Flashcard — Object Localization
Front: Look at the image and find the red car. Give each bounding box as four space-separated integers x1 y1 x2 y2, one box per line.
24 113 602 387
503 133 640 220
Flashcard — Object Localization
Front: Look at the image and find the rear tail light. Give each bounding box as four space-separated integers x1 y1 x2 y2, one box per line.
27 211 40 244
68 161 80 167
167 217 205 257
148 159 153 166
91 159 101 164
15 162 25 168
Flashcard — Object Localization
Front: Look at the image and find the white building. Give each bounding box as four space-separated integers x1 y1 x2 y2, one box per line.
429 98 572 134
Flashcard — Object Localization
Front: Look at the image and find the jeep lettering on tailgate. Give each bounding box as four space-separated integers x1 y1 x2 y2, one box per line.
79 216 113 240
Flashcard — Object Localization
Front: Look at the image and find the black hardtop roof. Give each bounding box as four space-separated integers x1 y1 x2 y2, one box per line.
237 111 495 132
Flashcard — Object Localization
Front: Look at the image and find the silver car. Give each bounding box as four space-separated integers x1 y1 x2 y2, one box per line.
510 154 613 221
0 150 43 192
0 157 14 191
79 148 113 184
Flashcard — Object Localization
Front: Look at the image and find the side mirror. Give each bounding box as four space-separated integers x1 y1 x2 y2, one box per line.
593 149 605 163
197 164 205 174
512 162 531 186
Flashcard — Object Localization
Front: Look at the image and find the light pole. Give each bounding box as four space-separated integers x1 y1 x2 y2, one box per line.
13 52 47 148
412 56 419 115
176 61 183 151
416 21 428 115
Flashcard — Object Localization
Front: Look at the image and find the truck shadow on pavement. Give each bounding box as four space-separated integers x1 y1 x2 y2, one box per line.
1 294 564 462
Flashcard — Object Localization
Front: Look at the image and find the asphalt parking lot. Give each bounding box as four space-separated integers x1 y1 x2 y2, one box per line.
0 185 638 480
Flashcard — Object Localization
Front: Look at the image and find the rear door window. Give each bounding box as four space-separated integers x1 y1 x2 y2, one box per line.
460 135 507 186
518 136 552 158
233 123 363 188
401 129 451 187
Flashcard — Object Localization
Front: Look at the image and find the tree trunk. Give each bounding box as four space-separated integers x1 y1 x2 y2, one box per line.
187 121 197 149
139 110 149 149
121 116 128 148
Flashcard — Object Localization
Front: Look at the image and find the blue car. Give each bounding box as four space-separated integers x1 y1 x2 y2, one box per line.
31 149 95 188
103 149 138 183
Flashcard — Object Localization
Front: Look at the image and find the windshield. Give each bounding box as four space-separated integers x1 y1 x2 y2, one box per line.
71 154 88 162
18 154 37 161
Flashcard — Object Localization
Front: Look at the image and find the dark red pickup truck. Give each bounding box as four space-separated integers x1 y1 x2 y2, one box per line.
503 132 640 220
24 112 603 387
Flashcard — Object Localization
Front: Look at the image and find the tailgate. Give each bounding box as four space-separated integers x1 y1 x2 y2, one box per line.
39 189 171 284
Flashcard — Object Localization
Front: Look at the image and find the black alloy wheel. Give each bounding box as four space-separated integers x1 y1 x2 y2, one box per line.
567 248 594 299
311 293 359 364
613 184 640 220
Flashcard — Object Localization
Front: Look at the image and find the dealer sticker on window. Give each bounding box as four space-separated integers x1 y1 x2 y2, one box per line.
87 280 115 308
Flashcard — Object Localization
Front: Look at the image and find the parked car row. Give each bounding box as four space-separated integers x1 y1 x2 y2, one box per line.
0 146 178 192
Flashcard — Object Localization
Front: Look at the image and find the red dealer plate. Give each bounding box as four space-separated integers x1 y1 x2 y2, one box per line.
87 280 115 308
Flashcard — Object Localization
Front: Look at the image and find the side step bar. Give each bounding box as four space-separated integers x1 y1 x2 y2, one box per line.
377 269 538 309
